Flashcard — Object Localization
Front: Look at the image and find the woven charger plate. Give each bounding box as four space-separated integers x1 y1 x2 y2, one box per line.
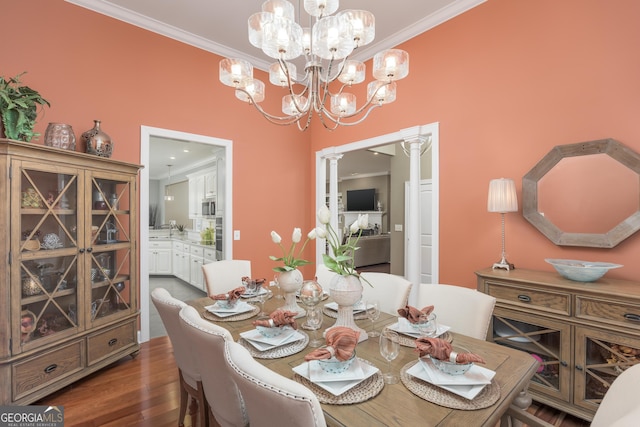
202 304 259 322
322 306 369 320
293 358 384 405
383 327 453 348
400 360 500 410
238 331 309 359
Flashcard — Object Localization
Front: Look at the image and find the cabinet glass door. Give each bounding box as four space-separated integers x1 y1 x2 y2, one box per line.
492 311 571 402
88 175 134 325
575 326 640 412
15 162 81 352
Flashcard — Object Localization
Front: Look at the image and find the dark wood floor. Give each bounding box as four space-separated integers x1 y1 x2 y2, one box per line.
38 336 591 427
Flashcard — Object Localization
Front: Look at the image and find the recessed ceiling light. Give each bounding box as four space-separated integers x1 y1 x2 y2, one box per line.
170 156 176 160
183 149 189 153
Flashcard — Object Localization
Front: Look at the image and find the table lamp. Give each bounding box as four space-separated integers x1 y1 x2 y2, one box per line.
488 178 518 270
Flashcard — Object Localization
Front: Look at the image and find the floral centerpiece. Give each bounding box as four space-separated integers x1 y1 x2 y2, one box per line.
315 205 370 341
269 227 317 317
315 205 369 282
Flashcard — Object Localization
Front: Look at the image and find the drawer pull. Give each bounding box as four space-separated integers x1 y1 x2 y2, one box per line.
560 361 568 367
576 365 583 371
624 313 640 322
517 295 532 303
44 364 58 374
108 338 118 346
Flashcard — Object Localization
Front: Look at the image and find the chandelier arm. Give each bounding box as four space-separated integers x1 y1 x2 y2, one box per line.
319 103 384 127
339 80 393 119
236 88 305 125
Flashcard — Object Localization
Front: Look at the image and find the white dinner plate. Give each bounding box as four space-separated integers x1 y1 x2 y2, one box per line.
292 359 379 396
241 287 268 298
205 301 254 318
308 358 365 383
387 318 451 338
418 357 494 386
324 301 368 313
240 328 305 352
407 359 495 400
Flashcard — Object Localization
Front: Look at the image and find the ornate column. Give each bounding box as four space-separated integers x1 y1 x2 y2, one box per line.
399 126 431 303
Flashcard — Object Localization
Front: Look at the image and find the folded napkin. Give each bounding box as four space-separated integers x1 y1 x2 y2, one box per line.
304 327 360 362
252 310 298 329
415 337 486 364
210 286 246 301
398 305 435 324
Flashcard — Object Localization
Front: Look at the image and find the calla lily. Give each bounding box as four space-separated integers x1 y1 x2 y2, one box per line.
271 231 282 244
292 227 302 243
317 205 331 224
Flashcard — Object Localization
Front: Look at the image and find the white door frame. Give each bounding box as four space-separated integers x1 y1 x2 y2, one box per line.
314 122 439 284
139 126 233 343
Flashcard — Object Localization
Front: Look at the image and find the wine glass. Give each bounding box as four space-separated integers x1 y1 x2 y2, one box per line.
299 280 323 328
417 312 438 338
365 299 381 337
305 306 324 347
254 288 268 317
273 274 284 300
379 329 400 384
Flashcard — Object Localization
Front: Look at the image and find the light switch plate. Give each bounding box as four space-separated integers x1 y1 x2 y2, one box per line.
394 224 403 232
234 230 240 240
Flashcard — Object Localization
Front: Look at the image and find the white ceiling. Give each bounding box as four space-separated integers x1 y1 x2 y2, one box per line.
66 0 484 179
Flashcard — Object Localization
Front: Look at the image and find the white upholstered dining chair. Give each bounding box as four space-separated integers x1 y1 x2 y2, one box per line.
202 259 251 296
179 305 249 427
359 272 413 315
150 288 207 427
415 283 496 340
224 339 327 427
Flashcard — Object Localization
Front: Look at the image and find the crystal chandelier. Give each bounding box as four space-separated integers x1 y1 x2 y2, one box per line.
219 0 410 131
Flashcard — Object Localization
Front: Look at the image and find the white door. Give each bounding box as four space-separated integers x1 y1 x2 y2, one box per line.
405 179 435 284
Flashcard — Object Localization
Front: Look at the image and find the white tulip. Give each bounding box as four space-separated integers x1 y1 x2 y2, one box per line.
307 229 317 240
271 231 282 244
317 205 331 224
358 214 369 229
292 227 302 243
315 227 327 239
350 219 359 234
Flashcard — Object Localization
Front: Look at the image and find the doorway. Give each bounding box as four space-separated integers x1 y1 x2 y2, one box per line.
139 126 233 343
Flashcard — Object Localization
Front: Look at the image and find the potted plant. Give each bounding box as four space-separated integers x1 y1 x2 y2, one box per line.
0 72 50 141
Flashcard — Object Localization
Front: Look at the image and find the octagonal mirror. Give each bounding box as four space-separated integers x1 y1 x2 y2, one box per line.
523 138 640 248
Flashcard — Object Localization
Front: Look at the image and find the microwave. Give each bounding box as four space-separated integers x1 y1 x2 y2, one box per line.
202 198 216 217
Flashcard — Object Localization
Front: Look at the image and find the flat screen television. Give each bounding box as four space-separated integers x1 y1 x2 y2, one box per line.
346 188 376 211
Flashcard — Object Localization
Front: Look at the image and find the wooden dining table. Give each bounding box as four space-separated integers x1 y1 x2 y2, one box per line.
189 295 538 427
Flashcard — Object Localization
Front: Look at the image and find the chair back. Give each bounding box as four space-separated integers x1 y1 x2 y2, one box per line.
359 272 412 315
150 288 200 386
179 305 249 427
591 362 640 427
415 283 496 340
224 340 326 427
202 259 251 296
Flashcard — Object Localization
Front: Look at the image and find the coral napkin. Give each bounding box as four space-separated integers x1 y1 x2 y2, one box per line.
415 337 486 364
397 305 435 323
304 327 360 361
210 286 245 301
252 310 298 329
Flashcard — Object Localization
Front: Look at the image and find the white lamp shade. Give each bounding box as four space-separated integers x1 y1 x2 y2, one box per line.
488 178 518 213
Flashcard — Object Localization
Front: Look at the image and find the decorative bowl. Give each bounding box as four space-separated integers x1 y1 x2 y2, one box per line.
317 352 356 374
545 259 622 282
430 345 474 375
256 321 285 338
217 298 238 309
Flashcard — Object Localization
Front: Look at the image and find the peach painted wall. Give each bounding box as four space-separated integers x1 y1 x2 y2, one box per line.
310 0 640 287
5 0 640 288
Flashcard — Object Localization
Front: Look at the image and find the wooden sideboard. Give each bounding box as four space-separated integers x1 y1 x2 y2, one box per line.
476 267 640 421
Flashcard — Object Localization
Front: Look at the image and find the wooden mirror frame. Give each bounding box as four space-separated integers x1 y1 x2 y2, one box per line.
523 138 640 248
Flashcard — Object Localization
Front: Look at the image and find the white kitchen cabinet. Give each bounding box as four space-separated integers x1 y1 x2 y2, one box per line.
204 170 216 198
149 240 172 275
189 254 205 291
188 175 205 219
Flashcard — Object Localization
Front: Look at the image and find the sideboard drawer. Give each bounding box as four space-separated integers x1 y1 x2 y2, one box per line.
87 320 137 366
13 339 85 401
486 281 571 316
576 297 640 329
